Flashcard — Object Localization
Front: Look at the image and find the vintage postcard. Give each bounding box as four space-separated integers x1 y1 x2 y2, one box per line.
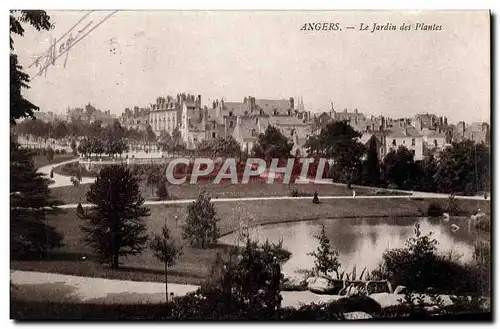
9 10 491 321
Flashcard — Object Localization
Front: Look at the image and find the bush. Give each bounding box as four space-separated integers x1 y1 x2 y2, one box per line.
372 223 486 295
312 191 320 204
55 149 61 155
61 149 67 155
182 192 220 248
290 189 299 197
427 202 444 217
156 180 169 201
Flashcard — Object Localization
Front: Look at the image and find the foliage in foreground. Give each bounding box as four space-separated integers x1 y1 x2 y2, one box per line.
371 223 490 296
10 141 64 258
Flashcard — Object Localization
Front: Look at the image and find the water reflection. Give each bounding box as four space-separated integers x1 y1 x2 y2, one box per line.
220 217 485 274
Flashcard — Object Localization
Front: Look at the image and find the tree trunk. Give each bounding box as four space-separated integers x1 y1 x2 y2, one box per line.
165 263 169 303
112 254 119 269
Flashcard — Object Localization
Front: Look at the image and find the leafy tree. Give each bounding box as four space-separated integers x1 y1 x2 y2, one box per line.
10 141 64 257
50 121 68 140
79 165 150 269
252 125 293 160
46 147 54 163
413 155 438 192
434 140 490 195
150 225 183 301
90 138 104 158
361 135 381 187
308 121 365 186
308 224 340 277
10 10 52 125
105 136 128 158
144 124 157 143
182 192 220 248
77 138 90 157
382 146 416 190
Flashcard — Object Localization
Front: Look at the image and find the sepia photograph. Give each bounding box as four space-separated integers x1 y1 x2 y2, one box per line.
9 9 492 321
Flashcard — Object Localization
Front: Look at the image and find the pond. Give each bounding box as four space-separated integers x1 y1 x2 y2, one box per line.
219 217 487 275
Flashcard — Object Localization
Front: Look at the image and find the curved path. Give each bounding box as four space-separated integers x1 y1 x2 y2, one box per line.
38 158 95 188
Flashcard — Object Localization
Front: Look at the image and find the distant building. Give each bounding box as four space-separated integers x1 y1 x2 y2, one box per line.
148 96 182 135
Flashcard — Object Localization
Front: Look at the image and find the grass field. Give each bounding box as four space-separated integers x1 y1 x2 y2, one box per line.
51 179 407 204
10 197 490 285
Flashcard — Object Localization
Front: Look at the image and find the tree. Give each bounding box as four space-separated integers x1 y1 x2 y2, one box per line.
156 179 169 201
158 131 173 153
50 121 68 140
434 140 490 195
252 125 293 160
89 138 104 158
362 135 381 187
382 146 416 190
150 225 183 301
308 121 365 186
10 10 52 125
77 138 90 158
79 165 150 269
70 139 77 155
46 147 54 163
308 224 340 277
10 141 64 257
414 155 438 192
182 192 220 248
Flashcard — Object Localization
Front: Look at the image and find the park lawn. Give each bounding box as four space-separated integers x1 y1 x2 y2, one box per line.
51 179 405 205
33 154 76 170
10 197 490 285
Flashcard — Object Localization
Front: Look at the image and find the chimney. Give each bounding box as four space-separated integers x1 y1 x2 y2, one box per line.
354 108 358 114
289 97 295 110
444 117 448 126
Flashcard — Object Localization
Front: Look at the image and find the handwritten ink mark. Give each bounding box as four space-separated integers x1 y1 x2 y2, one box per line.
30 10 118 79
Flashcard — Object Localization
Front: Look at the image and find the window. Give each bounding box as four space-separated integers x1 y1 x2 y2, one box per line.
229 121 234 128
260 109 264 115
251 129 256 137
411 138 415 146
229 111 233 117
433 139 438 147
212 132 216 138
392 139 396 146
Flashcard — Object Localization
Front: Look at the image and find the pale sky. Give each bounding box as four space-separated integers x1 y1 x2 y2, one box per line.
13 10 490 123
